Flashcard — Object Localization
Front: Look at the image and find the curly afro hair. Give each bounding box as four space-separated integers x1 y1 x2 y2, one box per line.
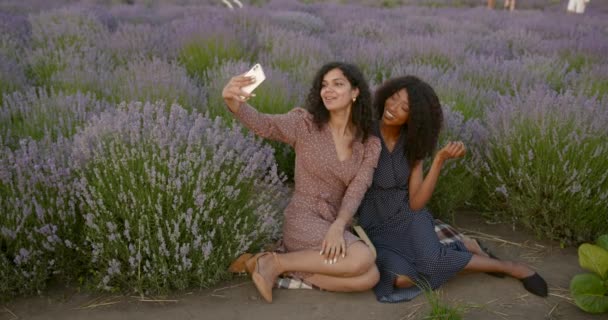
373 75 443 166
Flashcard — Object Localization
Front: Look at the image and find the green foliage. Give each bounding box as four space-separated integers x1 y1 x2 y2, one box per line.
597 235 608 252
268 141 296 182
420 284 464 320
25 50 64 87
0 80 16 107
579 244 608 279
435 87 487 120
0 89 107 146
570 237 608 314
570 274 608 314
461 69 519 97
560 51 592 73
427 114 479 221
474 97 608 245
427 160 477 222
381 0 402 8
412 53 454 72
178 37 245 82
587 78 608 98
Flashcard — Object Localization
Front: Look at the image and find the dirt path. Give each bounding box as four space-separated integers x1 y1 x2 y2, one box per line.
1 212 604 320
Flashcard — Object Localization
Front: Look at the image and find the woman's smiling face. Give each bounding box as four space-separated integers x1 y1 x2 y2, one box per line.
320 68 359 112
382 88 410 126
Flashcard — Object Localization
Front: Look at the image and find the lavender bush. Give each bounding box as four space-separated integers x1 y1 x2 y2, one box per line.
172 14 250 82
109 56 205 111
47 47 116 99
0 137 81 300
25 7 111 87
107 22 172 64
472 89 608 245
425 104 483 221
0 54 27 106
256 24 332 77
72 101 288 293
0 88 110 148
28 7 109 51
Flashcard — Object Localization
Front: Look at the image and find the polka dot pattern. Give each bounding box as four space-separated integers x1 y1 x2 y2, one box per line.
235 104 381 279
357 121 473 303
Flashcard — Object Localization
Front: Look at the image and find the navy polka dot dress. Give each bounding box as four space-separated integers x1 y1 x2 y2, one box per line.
357 122 473 303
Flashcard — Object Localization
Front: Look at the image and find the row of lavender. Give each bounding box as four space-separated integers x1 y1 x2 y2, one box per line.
1 0 607 298
0 97 290 298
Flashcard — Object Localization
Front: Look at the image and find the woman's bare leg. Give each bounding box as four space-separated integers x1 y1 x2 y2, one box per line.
460 236 490 257
463 255 534 279
395 275 415 288
305 264 380 292
280 242 375 277
251 241 376 299
394 252 534 289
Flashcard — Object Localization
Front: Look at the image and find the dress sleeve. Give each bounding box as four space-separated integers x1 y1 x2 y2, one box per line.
232 103 307 148
339 136 382 216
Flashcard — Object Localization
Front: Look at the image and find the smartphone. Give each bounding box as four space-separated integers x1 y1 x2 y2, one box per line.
241 63 266 94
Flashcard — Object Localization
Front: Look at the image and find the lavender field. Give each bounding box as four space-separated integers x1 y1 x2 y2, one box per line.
1 0 607 299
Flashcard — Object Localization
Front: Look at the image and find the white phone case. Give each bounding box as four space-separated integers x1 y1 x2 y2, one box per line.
242 63 266 94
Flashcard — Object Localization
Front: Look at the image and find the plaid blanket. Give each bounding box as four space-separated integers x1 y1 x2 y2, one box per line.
273 219 465 290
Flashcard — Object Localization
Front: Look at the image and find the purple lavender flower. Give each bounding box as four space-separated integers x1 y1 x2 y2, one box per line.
72 100 288 292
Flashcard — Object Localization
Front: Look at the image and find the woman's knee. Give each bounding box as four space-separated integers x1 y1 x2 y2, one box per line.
365 265 380 289
348 265 380 291
346 244 376 276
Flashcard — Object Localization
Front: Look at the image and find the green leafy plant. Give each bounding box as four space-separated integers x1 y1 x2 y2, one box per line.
421 287 464 320
569 234 608 314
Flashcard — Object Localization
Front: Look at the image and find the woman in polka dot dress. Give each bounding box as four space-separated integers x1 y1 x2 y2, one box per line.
222 62 381 302
357 76 549 303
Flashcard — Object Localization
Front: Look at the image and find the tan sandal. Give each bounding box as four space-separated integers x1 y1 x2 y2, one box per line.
251 252 281 303
228 253 254 273
245 252 267 274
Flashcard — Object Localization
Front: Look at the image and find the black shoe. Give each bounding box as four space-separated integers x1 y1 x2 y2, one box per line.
521 272 548 297
475 239 506 278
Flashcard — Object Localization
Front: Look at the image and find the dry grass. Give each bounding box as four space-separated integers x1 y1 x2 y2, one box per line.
209 281 250 298
74 295 123 310
460 229 545 250
399 302 424 320
2 306 19 320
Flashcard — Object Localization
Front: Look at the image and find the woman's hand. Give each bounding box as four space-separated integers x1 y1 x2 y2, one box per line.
320 222 346 264
221 74 255 112
436 141 466 163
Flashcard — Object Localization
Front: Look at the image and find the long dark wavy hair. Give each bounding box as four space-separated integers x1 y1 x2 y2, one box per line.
305 62 373 142
373 76 443 166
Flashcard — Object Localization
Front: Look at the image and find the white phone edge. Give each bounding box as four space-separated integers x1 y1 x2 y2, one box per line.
242 63 266 94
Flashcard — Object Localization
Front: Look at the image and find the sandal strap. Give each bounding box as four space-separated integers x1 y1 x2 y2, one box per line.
272 252 282 269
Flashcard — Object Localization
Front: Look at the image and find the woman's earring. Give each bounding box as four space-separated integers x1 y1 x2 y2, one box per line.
352 97 357 102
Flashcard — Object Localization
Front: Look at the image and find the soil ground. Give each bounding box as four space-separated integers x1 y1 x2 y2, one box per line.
1 212 604 320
